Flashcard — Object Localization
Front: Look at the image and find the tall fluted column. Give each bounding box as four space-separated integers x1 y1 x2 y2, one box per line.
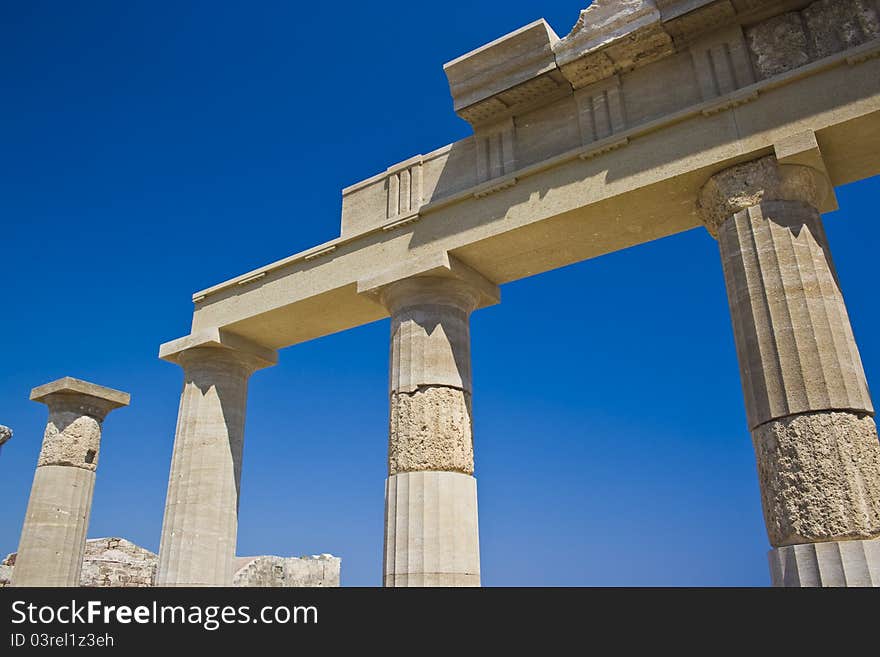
12 378 129 587
381 276 485 587
156 332 276 587
698 155 880 586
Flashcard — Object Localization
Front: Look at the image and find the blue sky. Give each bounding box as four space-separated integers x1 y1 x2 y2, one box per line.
1 1 878 586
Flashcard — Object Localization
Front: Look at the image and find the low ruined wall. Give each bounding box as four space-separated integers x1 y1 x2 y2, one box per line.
80 538 157 587
233 554 341 587
0 538 340 587
0 538 156 588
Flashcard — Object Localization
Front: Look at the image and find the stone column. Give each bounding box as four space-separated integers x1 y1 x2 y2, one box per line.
0 425 11 457
11 378 129 587
698 155 880 586
156 332 276 587
379 276 488 586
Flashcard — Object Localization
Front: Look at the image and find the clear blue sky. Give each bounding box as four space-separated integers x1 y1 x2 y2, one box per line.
1 1 878 586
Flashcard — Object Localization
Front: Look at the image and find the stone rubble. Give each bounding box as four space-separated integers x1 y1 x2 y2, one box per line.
0 539 340 588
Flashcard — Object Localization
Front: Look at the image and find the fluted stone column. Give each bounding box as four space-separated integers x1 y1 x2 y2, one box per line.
698 155 880 586
156 332 276 587
380 276 484 587
12 378 129 587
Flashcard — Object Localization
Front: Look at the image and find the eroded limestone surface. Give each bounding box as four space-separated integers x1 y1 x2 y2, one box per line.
0 425 11 446
803 0 880 59
697 156 823 236
37 412 103 471
747 1 880 80
389 386 474 475
746 12 811 79
752 411 880 547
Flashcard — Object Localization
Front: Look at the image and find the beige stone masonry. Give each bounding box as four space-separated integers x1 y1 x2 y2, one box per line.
12 378 129 587
232 554 341 587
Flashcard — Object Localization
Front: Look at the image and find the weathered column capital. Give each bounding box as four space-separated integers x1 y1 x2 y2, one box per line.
697 156 828 236
379 276 483 317
29 378 129 472
159 328 278 375
30 377 129 424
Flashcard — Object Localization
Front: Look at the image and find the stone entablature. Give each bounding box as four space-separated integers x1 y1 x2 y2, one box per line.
183 8 880 355
337 0 879 239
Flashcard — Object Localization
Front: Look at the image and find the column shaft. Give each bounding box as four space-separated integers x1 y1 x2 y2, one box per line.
13 466 96 586
381 277 484 587
384 471 480 586
12 379 128 587
156 347 255 586
699 156 880 585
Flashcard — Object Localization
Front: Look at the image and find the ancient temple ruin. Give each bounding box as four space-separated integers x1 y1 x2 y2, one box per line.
8 0 880 587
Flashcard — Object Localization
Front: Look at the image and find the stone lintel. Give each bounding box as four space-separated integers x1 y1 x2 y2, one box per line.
356 251 500 310
158 328 278 369
30 377 130 411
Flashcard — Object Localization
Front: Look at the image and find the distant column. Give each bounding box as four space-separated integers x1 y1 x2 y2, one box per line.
380 276 485 586
155 332 276 587
0 425 11 456
698 155 880 586
12 378 129 587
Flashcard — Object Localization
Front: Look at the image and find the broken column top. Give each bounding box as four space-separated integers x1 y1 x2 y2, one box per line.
0 425 11 447
30 377 130 411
